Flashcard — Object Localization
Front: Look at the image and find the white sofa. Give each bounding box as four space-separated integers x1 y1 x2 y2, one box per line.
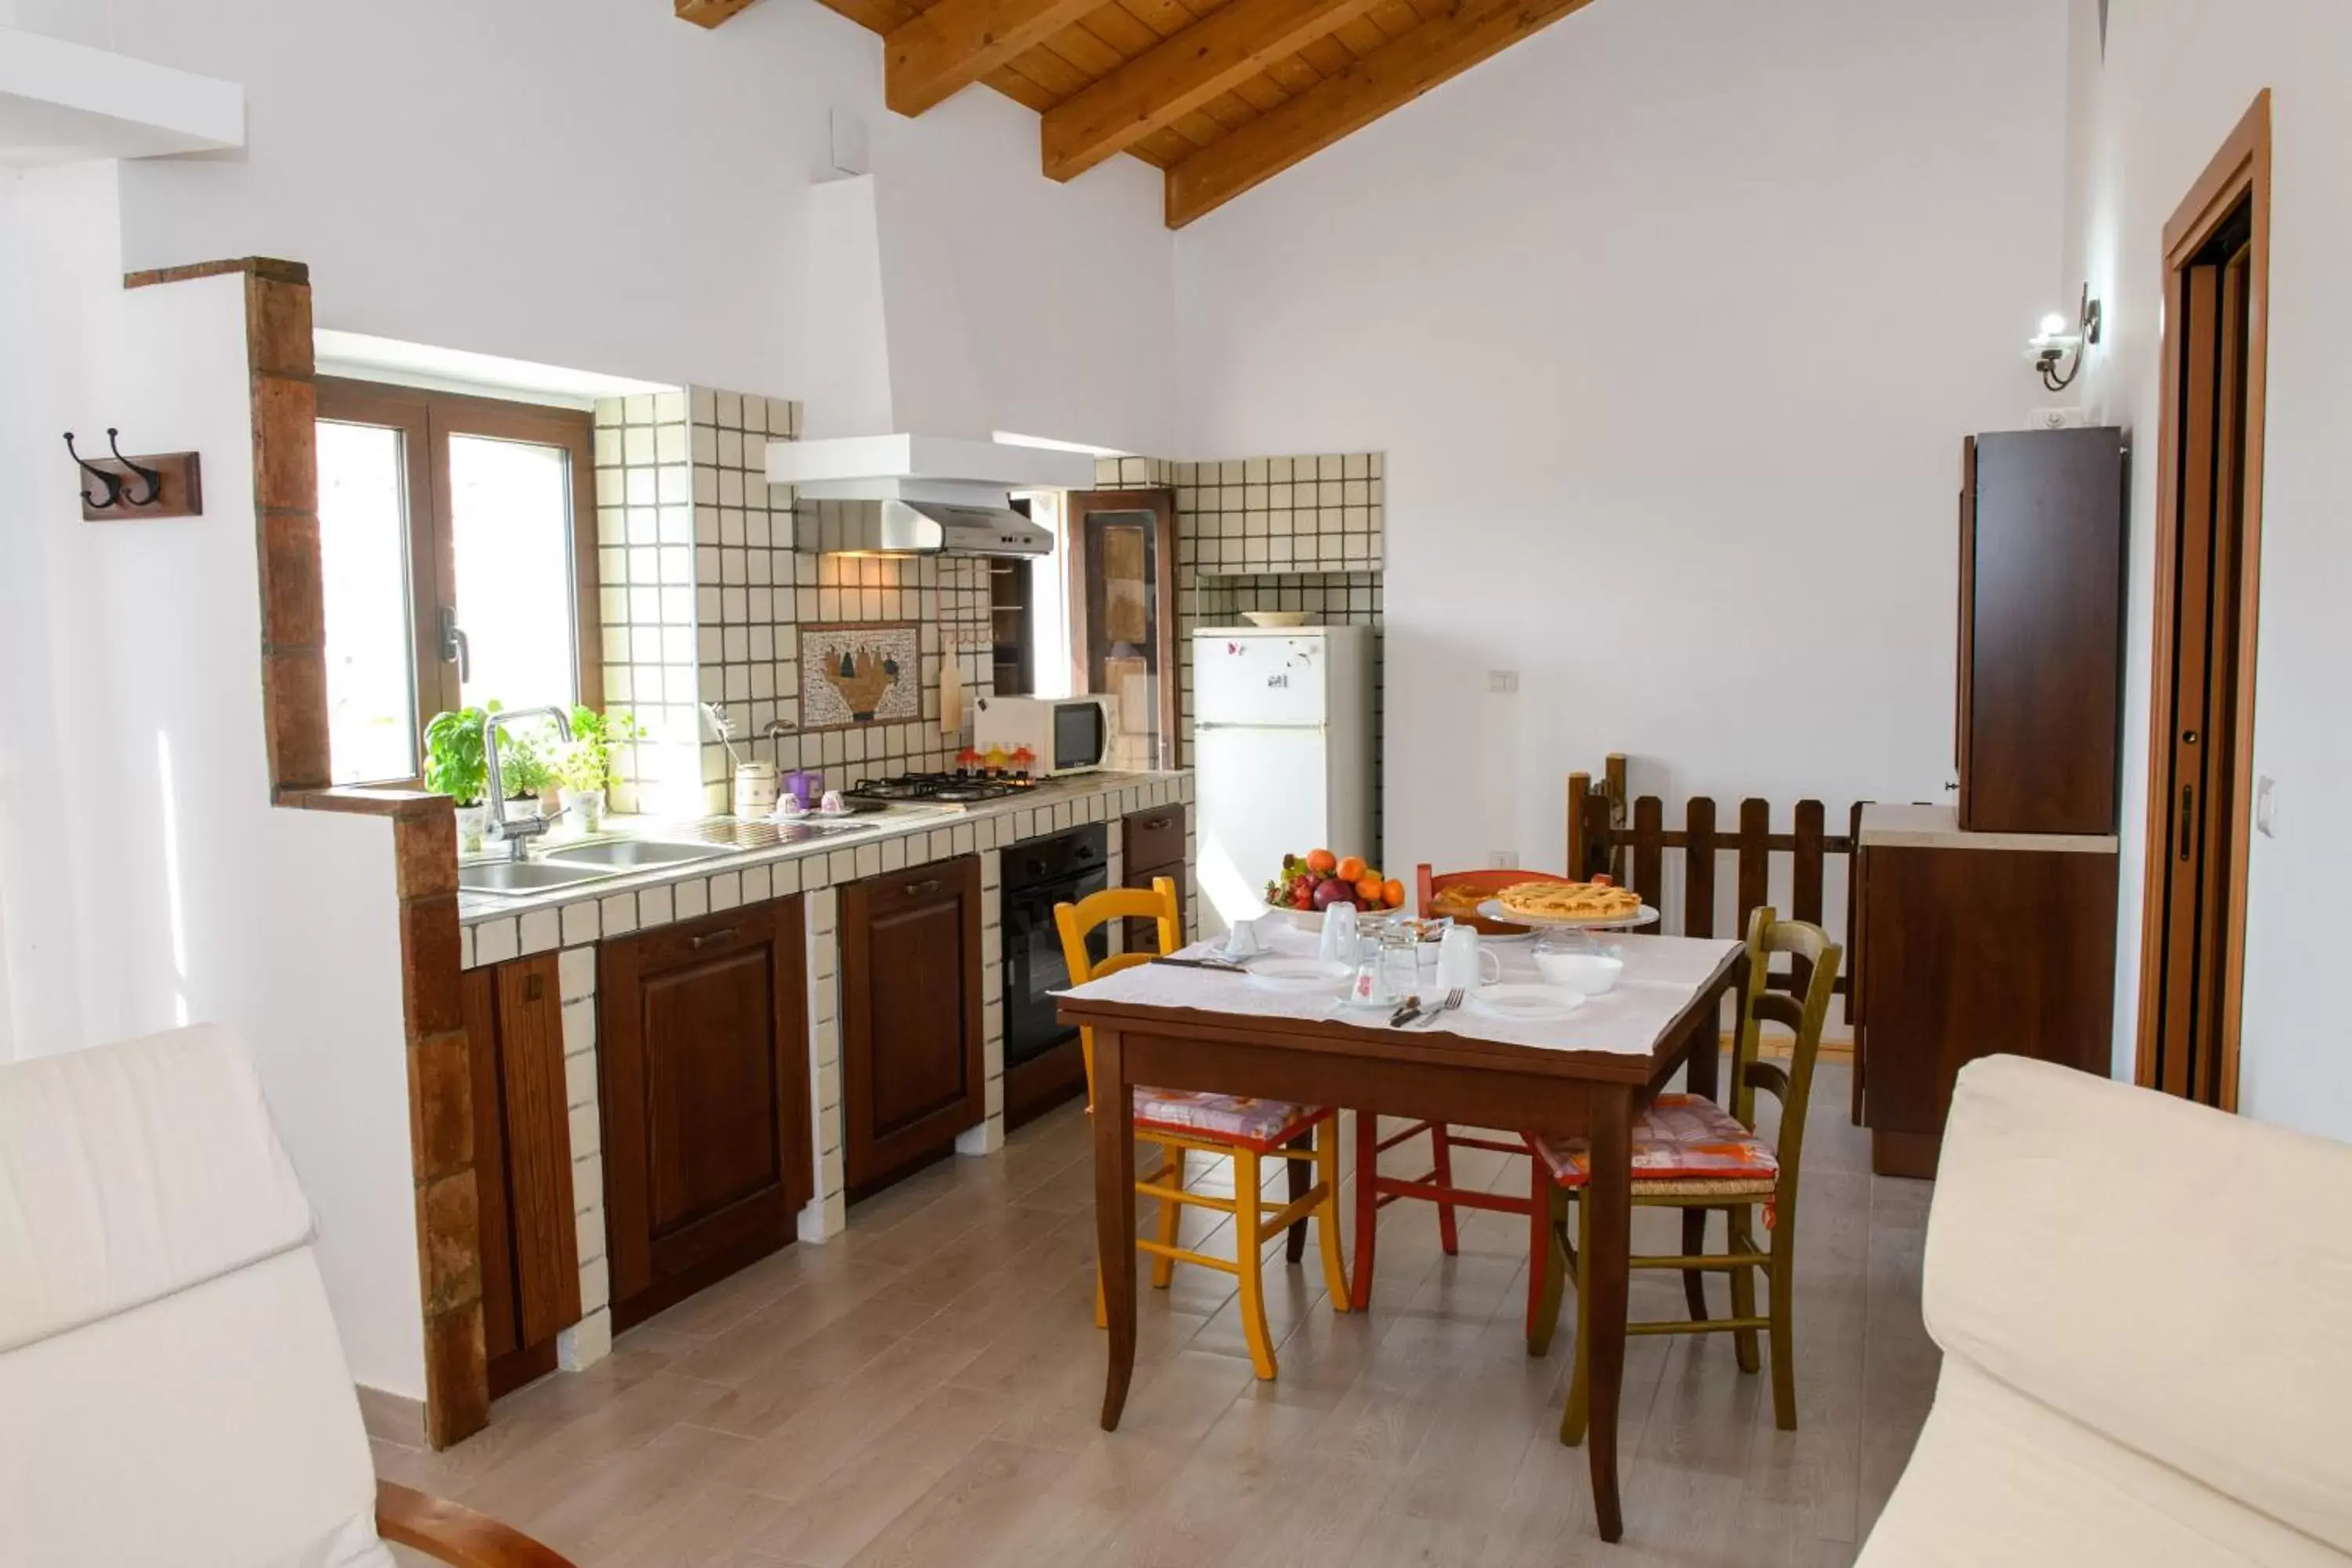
1857 1054 2352 1566
0 1023 568 1567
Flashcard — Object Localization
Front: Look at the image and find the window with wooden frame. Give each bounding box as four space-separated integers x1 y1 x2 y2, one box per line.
314 379 601 784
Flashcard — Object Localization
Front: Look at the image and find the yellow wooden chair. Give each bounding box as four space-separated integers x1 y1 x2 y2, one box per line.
1055 877 1352 1379
1530 906 1842 1439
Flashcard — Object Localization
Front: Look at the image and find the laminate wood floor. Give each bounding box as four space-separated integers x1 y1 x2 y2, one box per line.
378 1062 1940 1567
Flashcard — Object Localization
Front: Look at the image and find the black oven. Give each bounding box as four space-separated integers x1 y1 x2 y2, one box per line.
1002 825 1108 1083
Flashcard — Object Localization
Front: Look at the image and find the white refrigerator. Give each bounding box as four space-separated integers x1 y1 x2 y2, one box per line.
1190 625 1374 935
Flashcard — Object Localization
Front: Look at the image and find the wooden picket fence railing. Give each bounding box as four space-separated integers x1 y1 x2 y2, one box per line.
1565 755 1863 1000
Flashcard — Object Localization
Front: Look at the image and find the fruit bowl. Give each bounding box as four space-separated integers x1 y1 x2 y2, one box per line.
1263 850 1406 920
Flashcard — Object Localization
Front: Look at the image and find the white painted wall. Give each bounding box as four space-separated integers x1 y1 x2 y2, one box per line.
96 0 1178 458
1174 0 2070 905
2061 0 2352 1141
0 163 425 1395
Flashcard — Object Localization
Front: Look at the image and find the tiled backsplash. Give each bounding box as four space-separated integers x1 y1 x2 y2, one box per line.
1097 452 1388 858
593 387 993 816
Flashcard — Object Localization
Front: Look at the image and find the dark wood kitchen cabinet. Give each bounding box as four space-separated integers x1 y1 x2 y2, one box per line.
1956 428 2128 833
460 954 582 1397
1853 808 2118 1178
841 855 985 1196
1120 804 1188 953
598 898 810 1330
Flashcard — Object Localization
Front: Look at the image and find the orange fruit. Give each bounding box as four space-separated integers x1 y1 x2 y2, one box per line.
1355 874 1385 904
1382 878 1406 909
1306 848 1338 875
1336 855 1367 884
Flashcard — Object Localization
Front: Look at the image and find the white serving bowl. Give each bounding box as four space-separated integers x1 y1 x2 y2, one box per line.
1533 950 1624 996
1240 610 1315 627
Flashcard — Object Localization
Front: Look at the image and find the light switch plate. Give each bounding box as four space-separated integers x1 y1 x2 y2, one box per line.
1487 670 1519 694
1489 850 1519 869
2256 776 2278 837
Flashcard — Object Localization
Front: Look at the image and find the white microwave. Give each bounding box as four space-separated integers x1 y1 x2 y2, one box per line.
973 695 1117 777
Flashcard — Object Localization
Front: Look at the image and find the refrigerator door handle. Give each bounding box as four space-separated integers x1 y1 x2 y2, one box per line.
1196 720 1330 732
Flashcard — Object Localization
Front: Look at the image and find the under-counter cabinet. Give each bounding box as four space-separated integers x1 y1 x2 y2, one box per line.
1853 805 2118 1178
841 855 985 1196
461 954 583 1396
1120 803 1189 953
598 898 811 1330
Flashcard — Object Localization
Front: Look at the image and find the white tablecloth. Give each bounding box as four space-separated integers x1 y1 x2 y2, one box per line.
1057 927 1740 1057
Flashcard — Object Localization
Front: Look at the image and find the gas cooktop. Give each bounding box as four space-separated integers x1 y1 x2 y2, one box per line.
842 771 1041 807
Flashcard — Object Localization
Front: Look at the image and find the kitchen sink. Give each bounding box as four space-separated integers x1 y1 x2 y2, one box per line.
457 860 619 895
544 839 740 871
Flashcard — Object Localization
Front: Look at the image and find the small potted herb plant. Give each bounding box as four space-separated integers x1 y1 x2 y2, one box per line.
553 705 645 835
422 706 492 852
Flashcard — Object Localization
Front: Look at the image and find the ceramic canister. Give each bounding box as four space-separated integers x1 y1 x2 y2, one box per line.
733 761 779 819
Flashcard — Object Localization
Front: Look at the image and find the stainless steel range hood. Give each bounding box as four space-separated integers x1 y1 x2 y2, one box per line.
770 433 1096 557
800 496 1053 557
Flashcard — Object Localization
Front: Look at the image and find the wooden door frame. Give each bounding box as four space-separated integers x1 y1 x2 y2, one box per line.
2132 89 2270 1110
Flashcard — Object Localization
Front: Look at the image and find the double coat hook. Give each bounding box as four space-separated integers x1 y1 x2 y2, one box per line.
64 428 201 520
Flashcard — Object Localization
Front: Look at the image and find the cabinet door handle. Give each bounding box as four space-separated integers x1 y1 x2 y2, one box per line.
905 879 942 898
690 926 739 950
1138 815 1172 831
2177 784 2195 863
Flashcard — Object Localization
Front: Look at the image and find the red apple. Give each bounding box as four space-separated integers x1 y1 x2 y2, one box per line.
1312 879 1358 912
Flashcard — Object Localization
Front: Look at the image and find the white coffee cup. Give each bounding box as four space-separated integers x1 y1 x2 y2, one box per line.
1318 901 1361 965
1436 925 1503 993
1222 918 1263 960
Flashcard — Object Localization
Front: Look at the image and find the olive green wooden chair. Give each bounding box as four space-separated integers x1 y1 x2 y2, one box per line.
1530 906 1842 1440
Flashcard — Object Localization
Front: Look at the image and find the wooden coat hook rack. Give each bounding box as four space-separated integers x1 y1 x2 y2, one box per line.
66 429 202 521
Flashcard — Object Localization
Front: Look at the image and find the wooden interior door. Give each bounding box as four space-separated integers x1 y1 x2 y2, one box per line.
1065 488 1179 770
2136 90 2269 1112
2150 233 2252 1105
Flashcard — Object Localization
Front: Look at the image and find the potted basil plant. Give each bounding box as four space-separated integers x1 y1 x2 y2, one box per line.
422 706 492 853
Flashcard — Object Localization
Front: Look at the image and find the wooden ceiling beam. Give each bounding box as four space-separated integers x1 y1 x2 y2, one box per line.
1040 0 1384 181
675 0 764 27
886 0 1108 116
1163 0 1598 226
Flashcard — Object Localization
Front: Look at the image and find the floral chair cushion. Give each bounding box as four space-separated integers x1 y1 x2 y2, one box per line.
1131 1087 1330 1151
1530 1093 1779 1189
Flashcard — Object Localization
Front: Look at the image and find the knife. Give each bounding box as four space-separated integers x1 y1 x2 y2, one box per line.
1150 956 1251 974
1389 994 1423 1028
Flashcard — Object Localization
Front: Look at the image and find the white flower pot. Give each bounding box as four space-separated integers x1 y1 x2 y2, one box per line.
559 788 606 836
455 803 488 855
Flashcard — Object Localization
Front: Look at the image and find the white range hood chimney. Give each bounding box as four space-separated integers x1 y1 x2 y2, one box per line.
769 175 1096 553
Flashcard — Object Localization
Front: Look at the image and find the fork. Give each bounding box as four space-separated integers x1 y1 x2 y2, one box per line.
1417 987 1465 1027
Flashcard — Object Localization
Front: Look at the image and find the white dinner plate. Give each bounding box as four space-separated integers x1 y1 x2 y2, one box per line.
1244 957 1352 991
1468 983 1588 1022
1476 899 1661 931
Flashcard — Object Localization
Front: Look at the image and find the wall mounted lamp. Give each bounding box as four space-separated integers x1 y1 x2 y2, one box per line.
2031 284 2103 392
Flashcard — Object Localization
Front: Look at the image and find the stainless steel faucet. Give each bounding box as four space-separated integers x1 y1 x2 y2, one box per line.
483 706 573 861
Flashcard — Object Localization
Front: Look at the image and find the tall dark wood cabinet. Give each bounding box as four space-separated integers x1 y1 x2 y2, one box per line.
841 855 985 1196
1120 804 1188 954
1957 428 2128 833
598 898 811 1330
462 954 583 1396
1852 811 2119 1178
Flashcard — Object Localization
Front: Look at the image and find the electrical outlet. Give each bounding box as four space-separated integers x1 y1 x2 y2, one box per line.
1487 670 1519 694
2256 776 2278 837
1489 850 1519 869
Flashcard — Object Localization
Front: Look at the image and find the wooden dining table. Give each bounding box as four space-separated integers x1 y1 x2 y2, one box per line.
1057 932 1747 1544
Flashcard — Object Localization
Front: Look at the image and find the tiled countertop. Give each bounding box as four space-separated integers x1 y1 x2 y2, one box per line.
458 770 1191 965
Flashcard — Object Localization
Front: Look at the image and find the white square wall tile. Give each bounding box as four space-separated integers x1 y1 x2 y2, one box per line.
474 917 519 967
560 901 599 948
674 877 709 920
638 884 674 927
601 891 638 935
559 946 597 1000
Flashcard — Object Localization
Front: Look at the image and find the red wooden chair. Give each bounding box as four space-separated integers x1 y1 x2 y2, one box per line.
1347 865 1577 1334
